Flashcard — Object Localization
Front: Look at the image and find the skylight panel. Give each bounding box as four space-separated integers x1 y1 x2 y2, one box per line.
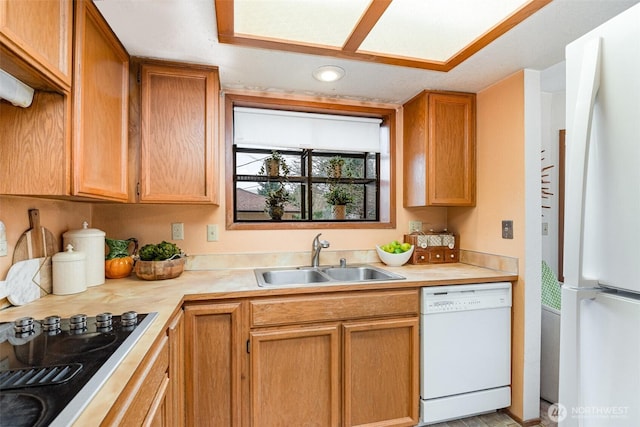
358 0 531 61
234 0 370 48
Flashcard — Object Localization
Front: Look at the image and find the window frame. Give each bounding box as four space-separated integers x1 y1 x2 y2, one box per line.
224 93 397 230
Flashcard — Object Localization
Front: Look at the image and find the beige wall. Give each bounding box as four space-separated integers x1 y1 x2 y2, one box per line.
0 196 92 278
449 70 527 421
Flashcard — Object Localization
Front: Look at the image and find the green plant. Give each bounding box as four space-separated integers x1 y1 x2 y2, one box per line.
265 185 291 207
326 156 345 177
138 241 182 261
324 184 353 206
259 150 290 177
264 184 291 220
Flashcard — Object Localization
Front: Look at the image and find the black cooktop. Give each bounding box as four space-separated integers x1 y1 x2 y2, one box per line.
0 312 157 427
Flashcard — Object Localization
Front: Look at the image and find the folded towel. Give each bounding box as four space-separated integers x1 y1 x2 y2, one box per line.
541 260 562 310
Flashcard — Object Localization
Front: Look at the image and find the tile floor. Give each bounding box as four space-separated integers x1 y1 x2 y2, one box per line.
428 400 558 427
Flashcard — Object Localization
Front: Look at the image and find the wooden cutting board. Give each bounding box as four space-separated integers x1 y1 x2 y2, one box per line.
10 209 57 300
13 209 57 262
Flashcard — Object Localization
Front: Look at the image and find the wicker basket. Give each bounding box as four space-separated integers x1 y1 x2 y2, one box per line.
135 257 185 281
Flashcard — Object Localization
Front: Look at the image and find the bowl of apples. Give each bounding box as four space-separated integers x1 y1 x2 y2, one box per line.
376 240 414 266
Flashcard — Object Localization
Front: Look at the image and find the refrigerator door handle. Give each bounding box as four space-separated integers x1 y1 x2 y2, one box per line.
564 36 602 288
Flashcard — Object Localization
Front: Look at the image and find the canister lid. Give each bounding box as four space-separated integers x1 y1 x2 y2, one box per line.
53 244 86 262
62 221 105 238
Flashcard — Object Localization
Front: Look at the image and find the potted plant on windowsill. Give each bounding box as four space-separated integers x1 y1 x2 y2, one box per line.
259 150 290 177
327 155 345 178
324 184 353 220
265 185 291 220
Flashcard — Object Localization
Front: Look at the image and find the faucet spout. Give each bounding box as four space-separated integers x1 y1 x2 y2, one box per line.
311 233 330 267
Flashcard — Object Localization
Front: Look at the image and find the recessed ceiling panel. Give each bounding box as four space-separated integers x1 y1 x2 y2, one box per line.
217 0 553 70
234 0 371 48
359 0 531 61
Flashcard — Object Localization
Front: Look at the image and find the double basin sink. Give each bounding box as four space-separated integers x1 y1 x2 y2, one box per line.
254 264 406 287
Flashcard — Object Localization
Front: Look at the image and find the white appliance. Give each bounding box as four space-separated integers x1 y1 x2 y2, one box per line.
420 282 512 424
560 3 640 426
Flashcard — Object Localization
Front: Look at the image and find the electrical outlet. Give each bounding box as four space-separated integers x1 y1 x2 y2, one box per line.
502 220 513 239
542 222 549 236
207 224 218 242
408 220 422 233
171 223 184 240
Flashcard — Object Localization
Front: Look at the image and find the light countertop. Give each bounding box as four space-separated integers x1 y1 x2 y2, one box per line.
0 261 518 425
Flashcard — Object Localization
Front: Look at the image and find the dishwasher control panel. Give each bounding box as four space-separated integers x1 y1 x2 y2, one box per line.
421 282 512 314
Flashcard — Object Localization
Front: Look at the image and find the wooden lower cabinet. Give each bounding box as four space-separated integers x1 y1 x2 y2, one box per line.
102 309 184 426
250 324 341 427
343 317 419 427
184 302 244 426
249 290 420 427
184 290 419 427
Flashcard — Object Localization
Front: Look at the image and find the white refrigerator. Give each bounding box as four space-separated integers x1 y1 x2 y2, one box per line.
560 3 640 427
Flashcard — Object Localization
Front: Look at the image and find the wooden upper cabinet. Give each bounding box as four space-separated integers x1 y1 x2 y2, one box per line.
138 60 219 203
0 0 72 90
72 0 129 201
403 91 476 207
0 91 70 196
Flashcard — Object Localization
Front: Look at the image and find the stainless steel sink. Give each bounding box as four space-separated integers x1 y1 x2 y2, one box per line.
321 266 400 281
254 264 405 287
259 268 331 286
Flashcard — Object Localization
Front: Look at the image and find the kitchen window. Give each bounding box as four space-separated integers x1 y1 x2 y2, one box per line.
225 94 396 230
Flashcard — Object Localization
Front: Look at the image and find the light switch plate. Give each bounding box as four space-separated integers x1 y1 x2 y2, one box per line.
502 220 513 239
171 223 184 240
207 224 218 242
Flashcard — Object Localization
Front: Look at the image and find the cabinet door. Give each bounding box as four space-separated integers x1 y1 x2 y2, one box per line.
184 303 243 426
250 324 340 427
101 335 170 426
72 0 129 201
343 317 419 427
427 93 475 206
0 0 72 90
139 61 219 203
403 91 475 207
167 310 185 427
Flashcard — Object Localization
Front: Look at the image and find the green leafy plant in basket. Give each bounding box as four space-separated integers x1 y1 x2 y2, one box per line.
136 241 185 280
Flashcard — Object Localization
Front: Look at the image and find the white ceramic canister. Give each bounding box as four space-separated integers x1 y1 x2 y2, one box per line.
52 244 87 295
63 221 106 287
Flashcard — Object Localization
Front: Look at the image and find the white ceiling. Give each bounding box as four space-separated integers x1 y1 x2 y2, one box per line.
95 0 639 104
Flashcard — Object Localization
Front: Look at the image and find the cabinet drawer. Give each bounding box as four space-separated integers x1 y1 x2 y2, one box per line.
411 248 459 264
101 336 169 426
251 290 419 327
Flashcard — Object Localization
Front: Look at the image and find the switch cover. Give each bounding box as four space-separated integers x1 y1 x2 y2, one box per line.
502 220 513 239
171 223 184 240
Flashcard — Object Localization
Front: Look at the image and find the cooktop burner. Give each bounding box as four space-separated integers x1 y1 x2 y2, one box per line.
0 311 157 427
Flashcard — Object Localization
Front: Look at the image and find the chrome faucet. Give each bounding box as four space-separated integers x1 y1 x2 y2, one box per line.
311 233 330 267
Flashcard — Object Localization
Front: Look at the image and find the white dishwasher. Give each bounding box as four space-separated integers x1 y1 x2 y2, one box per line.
420 282 512 425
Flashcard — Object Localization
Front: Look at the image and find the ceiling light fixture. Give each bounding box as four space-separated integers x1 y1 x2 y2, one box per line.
312 65 345 82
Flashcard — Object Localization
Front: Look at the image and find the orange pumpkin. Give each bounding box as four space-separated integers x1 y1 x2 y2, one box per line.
105 256 134 279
